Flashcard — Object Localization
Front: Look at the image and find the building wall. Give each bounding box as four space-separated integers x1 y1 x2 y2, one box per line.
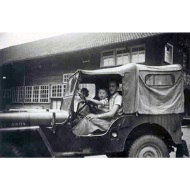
2 34 190 110
2 50 101 109
25 56 100 86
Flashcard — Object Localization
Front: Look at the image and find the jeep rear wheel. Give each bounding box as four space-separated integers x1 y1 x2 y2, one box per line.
128 135 169 158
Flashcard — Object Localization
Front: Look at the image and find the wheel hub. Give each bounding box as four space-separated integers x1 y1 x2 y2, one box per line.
137 146 161 158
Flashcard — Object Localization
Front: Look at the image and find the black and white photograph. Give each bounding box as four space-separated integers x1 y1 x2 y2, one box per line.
0 33 190 158
1 0 190 190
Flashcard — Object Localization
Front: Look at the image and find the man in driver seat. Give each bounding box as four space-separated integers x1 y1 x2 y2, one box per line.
72 81 122 136
72 88 91 124
77 88 90 118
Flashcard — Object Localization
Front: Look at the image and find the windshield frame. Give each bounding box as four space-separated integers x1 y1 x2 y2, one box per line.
61 71 80 113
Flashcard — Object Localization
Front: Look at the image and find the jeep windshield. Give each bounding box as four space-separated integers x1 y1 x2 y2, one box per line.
61 72 79 111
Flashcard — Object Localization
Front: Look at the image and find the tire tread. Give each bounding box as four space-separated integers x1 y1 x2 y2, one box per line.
128 135 169 158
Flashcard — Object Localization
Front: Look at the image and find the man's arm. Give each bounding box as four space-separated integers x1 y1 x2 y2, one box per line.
86 97 104 105
98 105 119 119
87 105 120 120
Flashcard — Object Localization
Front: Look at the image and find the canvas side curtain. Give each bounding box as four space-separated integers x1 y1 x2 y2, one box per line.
122 70 184 114
138 72 184 114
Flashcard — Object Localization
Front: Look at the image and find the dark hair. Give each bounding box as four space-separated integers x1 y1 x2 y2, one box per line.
109 80 120 87
98 88 108 94
81 88 89 97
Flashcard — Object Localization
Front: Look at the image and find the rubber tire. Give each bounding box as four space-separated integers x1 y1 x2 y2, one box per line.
128 135 169 158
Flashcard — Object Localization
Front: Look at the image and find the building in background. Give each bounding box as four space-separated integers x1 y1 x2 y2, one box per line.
0 33 190 113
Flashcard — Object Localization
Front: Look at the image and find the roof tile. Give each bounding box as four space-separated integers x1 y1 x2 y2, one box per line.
0 33 160 65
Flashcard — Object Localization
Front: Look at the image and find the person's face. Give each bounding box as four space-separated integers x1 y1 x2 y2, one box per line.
109 82 118 95
79 91 86 99
98 89 108 100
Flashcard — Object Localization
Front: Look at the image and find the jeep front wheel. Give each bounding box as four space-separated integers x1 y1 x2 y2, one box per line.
128 135 169 158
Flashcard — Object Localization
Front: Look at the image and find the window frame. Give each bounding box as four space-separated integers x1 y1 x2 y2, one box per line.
101 45 146 68
51 84 64 98
12 86 24 103
116 47 131 66
130 45 146 63
39 85 50 103
145 74 175 87
11 85 50 104
51 99 62 110
100 49 115 68
63 73 74 83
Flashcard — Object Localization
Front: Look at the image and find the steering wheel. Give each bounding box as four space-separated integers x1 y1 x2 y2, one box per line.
71 96 87 121
84 96 102 114
76 96 88 115
72 96 99 121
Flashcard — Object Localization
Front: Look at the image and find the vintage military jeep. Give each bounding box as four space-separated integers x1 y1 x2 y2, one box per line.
0 63 188 157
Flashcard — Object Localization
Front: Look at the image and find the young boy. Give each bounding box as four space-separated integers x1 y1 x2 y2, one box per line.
86 88 109 113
